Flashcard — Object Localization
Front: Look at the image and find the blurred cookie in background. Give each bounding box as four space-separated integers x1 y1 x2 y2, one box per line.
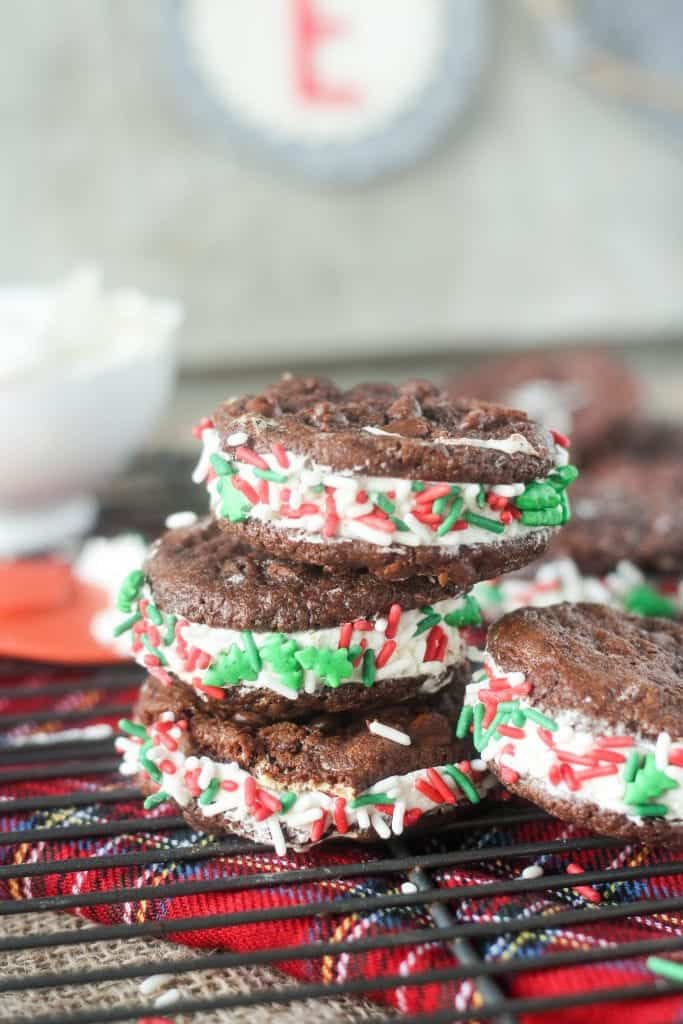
448 348 640 467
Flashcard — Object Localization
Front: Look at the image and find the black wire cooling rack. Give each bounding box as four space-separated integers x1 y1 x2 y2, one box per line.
3 662 683 1024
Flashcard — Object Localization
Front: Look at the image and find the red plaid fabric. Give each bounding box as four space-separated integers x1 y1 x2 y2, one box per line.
2 662 683 1022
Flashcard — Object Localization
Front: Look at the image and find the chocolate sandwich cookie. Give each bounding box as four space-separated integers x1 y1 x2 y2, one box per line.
194 374 577 583
460 603 683 844
449 348 639 466
554 449 683 576
118 674 493 853
114 517 482 721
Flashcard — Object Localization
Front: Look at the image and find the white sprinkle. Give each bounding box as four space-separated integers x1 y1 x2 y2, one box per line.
470 759 487 773
391 800 406 835
368 721 412 746
401 881 418 894
356 808 371 831
287 807 324 828
159 711 175 723
139 973 175 996
154 988 180 1008
656 731 672 771
185 755 199 772
227 431 248 446
374 618 388 634
491 483 525 498
521 865 544 880
198 758 214 790
164 510 198 530
371 812 391 839
269 818 287 857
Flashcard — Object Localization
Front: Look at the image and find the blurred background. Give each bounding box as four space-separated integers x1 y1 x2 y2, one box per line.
2 0 682 459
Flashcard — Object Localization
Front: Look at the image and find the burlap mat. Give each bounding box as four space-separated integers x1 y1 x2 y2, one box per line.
0 911 393 1022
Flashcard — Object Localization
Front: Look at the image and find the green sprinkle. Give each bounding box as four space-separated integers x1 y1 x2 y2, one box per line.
411 481 426 492
494 700 520 713
261 634 303 691
210 453 236 476
432 495 449 517
374 493 396 516
362 649 376 688
549 464 580 491
444 595 482 628
390 515 410 532
477 485 487 508
444 765 480 804
241 630 262 674
279 791 297 813
623 751 643 784
479 711 506 751
163 615 177 646
463 512 505 534
116 569 145 612
295 646 354 688
139 740 162 784
113 612 141 637
350 793 394 809
647 955 683 984
559 491 571 524
218 476 251 523
198 777 220 806
515 481 563 511
437 498 464 537
143 791 169 810
511 709 526 728
625 754 677 806
413 611 442 636
311 483 325 494
119 718 148 739
629 803 669 817
146 604 163 626
520 507 563 527
142 634 167 666
455 705 473 739
252 468 289 483
624 584 677 619
523 708 559 732
472 702 485 750
347 644 363 661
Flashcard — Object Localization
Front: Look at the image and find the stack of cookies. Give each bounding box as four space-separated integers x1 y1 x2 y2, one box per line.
116 376 577 853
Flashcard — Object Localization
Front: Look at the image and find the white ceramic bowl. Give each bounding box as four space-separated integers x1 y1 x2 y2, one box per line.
0 278 181 556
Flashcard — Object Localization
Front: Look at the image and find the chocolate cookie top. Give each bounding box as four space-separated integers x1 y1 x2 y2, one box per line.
488 603 683 738
145 517 467 630
553 452 683 575
449 348 639 465
135 673 471 793
212 374 555 483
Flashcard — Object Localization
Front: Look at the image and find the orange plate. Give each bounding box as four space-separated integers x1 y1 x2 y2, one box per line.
0 559 125 664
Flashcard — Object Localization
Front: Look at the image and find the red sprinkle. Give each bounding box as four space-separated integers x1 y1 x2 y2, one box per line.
426 768 456 805
499 766 520 785
196 651 212 671
257 789 283 815
548 763 562 786
309 811 327 843
356 490 368 504
195 683 227 701
560 763 579 791
566 862 601 903
385 603 402 640
376 640 397 669
555 750 597 768
596 735 634 748
424 625 446 662
355 513 396 534
271 443 289 468
244 776 257 810
232 476 260 505
158 759 176 775
191 416 214 439
221 780 239 792
235 445 268 470
257 478 270 505
184 768 201 798
352 639 367 668
338 623 353 649
590 747 626 764
414 778 445 804
575 765 618 781
551 429 571 448
323 491 340 538
280 502 320 518
668 748 683 768
205 467 217 485
334 797 349 834
353 619 373 632
412 510 442 526
497 724 526 739
435 632 448 662
538 727 555 748
155 731 178 752
143 654 160 668
403 808 423 828
146 625 161 647
416 484 451 504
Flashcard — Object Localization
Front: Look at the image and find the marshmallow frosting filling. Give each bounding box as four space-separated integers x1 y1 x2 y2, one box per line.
460 657 683 825
195 428 577 551
117 586 482 702
118 712 492 853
